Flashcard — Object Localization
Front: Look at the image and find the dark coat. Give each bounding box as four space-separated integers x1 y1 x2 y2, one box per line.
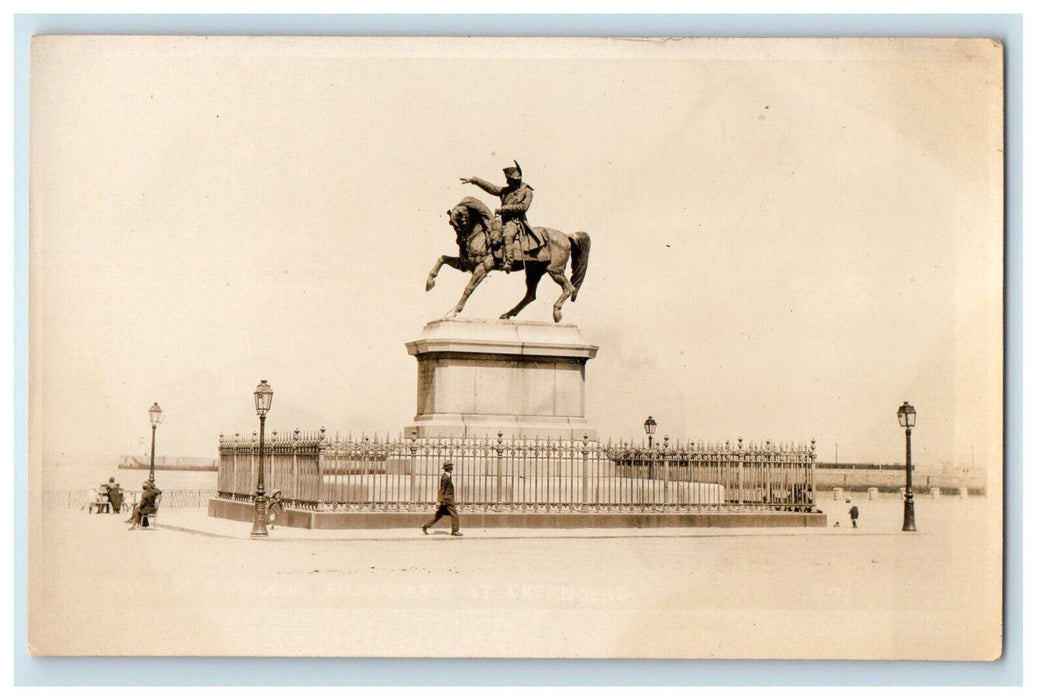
438 472 456 506
140 486 162 515
466 178 543 250
468 178 533 223
107 484 124 511
494 183 534 223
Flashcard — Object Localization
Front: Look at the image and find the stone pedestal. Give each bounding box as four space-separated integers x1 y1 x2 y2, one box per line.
404 319 598 440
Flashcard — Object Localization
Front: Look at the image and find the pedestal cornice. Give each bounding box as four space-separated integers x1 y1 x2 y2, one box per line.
406 318 598 360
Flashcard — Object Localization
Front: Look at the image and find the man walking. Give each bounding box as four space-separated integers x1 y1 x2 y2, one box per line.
422 461 463 536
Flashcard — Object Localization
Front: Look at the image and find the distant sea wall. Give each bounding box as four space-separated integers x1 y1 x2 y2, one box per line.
815 467 985 495
118 455 218 472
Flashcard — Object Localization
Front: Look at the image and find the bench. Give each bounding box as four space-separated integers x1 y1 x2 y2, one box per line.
87 499 111 514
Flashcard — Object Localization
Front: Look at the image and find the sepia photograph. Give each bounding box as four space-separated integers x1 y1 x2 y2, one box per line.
26 34 1004 661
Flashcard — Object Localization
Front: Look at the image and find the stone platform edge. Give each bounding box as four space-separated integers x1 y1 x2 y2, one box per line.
209 498 826 529
405 318 599 359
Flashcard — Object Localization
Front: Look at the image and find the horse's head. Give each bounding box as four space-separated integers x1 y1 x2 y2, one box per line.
448 204 470 235
447 198 495 261
450 197 493 233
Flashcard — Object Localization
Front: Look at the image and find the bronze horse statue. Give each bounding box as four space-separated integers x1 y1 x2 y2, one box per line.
426 197 590 323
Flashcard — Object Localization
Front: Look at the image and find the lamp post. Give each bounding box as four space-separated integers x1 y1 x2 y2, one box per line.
643 416 657 479
251 380 274 538
644 416 657 449
147 403 162 484
897 401 917 532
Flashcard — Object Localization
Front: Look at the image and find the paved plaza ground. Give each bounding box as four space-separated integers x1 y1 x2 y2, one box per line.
28 494 1002 660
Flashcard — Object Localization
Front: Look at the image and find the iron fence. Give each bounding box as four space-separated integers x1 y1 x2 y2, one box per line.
217 430 817 513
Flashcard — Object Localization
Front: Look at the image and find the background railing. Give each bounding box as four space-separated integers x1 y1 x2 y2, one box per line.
44 489 217 509
216 430 817 513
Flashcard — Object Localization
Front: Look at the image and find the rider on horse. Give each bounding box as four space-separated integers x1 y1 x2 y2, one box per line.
431 180 591 323
460 161 545 273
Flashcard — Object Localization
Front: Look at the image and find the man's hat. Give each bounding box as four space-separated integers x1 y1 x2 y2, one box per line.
443 460 453 470
503 160 522 180
142 481 151 489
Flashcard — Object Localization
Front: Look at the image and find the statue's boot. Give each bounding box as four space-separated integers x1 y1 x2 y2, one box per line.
501 242 515 272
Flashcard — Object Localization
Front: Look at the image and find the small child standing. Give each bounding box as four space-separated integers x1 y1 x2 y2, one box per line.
849 504 860 528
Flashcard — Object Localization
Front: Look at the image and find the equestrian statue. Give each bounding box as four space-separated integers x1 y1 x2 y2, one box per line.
425 161 591 323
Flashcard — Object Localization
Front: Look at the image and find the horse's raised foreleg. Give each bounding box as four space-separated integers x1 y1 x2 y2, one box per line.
547 270 576 323
445 260 492 320
426 256 468 292
500 264 544 320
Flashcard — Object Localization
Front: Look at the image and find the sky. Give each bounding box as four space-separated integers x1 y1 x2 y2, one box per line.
28 37 1003 485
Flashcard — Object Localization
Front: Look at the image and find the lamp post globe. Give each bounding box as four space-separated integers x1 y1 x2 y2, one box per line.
644 416 657 450
251 380 274 538
897 401 917 532
147 403 162 484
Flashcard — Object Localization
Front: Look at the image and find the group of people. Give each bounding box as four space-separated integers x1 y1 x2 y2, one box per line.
91 477 162 529
98 467 457 536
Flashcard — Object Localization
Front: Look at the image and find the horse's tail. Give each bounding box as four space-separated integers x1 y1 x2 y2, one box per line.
568 231 590 302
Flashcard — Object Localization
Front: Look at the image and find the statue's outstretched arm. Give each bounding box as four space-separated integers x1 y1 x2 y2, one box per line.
461 177 504 196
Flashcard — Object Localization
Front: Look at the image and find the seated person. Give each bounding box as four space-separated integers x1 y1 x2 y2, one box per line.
92 484 110 513
126 480 162 529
